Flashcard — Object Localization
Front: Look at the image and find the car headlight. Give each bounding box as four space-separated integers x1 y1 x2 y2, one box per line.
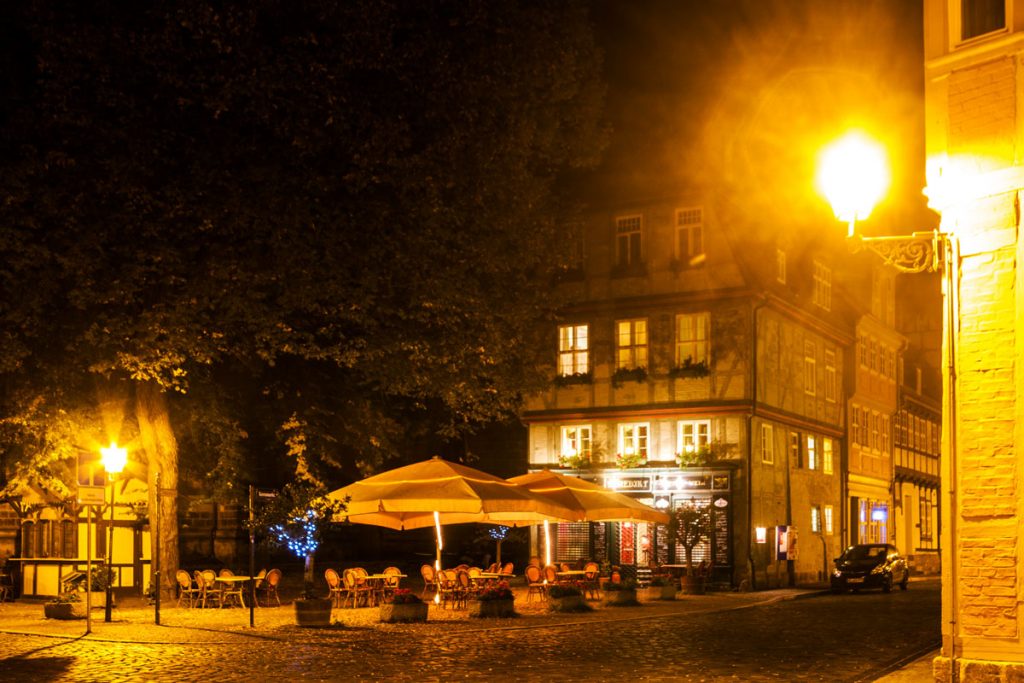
832 569 843 578
870 565 886 575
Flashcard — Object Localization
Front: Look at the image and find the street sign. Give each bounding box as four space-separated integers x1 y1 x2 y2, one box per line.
78 485 105 505
255 489 278 499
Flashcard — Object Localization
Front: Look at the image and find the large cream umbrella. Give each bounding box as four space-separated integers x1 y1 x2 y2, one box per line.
507 470 671 566
326 456 577 574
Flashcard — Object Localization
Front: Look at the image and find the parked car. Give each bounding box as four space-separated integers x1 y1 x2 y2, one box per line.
830 543 909 593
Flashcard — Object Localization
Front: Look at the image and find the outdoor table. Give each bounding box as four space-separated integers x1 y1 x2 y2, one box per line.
215 576 251 608
363 573 407 606
555 570 587 586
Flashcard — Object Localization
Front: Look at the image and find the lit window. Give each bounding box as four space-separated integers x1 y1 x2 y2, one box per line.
678 420 711 456
675 312 710 368
823 438 834 475
619 423 649 460
812 260 832 311
806 435 817 470
824 505 834 535
776 249 786 284
851 406 860 447
616 319 648 370
616 215 643 268
824 350 836 402
558 324 589 376
760 424 774 465
675 207 704 266
961 0 1005 41
561 425 592 460
811 505 822 533
790 432 801 468
804 341 816 396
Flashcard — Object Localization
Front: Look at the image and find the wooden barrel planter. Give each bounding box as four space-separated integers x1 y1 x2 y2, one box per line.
294 598 333 627
678 576 706 595
602 588 639 607
472 598 515 618
379 602 429 623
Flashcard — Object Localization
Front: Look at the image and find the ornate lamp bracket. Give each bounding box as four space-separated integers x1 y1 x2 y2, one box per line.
847 230 947 274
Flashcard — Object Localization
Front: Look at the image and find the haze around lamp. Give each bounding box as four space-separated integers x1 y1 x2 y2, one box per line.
100 443 127 475
816 131 890 234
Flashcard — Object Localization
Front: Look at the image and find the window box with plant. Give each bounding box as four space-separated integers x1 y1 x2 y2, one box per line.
471 580 516 618
615 451 646 469
669 358 710 379
546 583 591 613
380 588 429 623
611 366 647 387
675 443 721 468
554 372 592 388
601 578 639 606
559 451 594 471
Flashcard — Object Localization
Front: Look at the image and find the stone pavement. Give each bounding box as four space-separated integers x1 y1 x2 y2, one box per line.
0 583 936 681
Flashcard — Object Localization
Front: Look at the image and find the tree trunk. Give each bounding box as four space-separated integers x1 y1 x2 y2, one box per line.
136 382 179 602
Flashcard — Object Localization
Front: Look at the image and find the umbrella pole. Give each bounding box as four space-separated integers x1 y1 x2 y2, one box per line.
543 519 552 568
434 511 443 605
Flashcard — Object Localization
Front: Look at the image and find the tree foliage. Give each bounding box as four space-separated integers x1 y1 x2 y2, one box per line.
0 0 606 485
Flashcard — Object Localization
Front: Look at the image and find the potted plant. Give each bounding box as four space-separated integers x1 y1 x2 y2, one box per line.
257 480 345 627
380 588 429 623
668 499 712 595
546 583 591 612
615 450 646 469
645 575 678 601
601 578 639 606
66 566 113 608
44 593 84 620
471 580 516 618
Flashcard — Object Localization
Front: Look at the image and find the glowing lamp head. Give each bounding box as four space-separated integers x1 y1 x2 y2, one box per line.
100 443 127 474
816 132 890 232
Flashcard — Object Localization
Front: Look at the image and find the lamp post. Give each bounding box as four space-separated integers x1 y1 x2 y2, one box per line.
817 132 959 671
100 443 127 623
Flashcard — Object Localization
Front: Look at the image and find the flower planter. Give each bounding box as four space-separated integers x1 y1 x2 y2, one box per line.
679 576 706 595
294 598 333 627
641 584 677 601
44 603 84 620
379 602 429 623
602 588 639 607
547 594 590 612
472 598 515 618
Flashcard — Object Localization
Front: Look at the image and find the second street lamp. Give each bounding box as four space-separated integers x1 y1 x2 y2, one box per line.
100 443 127 623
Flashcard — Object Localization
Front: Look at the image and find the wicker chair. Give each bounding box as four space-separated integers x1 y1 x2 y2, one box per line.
258 568 282 607
325 568 345 608
525 564 546 603
381 566 402 602
419 564 438 599
218 568 245 608
175 569 199 608
583 562 601 600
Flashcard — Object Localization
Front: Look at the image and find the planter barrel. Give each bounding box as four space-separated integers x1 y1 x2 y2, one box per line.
679 575 706 595
472 598 515 618
641 584 678 601
379 601 429 623
294 598 333 627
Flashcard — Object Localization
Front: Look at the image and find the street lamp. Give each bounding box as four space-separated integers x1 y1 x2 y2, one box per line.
100 442 126 623
816 131 946 274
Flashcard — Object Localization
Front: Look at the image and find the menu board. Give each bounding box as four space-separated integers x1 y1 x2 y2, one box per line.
713 496 730 566
592 522 607 562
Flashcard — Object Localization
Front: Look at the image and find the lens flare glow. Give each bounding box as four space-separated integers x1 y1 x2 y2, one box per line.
816 132 890 228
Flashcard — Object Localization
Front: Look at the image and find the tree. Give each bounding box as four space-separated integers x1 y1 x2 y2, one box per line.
0 0 606 594
668 499 711 577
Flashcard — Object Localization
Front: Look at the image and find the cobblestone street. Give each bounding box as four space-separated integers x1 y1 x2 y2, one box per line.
0 580 940 682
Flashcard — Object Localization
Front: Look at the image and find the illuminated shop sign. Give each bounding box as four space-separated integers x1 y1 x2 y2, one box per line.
603 475 652 492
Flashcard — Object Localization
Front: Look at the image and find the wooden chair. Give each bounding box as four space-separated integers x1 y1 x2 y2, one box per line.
525 564 546 603
583 562 601 600
500 562 514 576
325 568 345 608
175 569 199 608
453 570 472 609
258 568 282 607
467 566 484 594
436 569 461 609
419 564 438 599
485 562 500 574
543 564 560 586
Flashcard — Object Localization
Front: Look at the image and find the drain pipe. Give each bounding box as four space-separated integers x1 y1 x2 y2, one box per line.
944 236 960 680
747 299 767 591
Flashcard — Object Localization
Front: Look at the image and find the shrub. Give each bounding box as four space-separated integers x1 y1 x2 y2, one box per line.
602 578 637 592
387 589 423 605
546 584 583 599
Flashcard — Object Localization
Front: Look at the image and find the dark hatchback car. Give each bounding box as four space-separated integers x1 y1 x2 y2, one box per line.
830 543 910 593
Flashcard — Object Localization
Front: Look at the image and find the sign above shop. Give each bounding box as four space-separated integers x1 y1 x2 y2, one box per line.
602 475 651 492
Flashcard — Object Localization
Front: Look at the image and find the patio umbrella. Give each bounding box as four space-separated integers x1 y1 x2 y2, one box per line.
507 470 670 566
326 456 577 571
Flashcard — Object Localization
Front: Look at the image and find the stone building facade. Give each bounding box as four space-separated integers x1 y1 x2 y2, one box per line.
923 0 1024 677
